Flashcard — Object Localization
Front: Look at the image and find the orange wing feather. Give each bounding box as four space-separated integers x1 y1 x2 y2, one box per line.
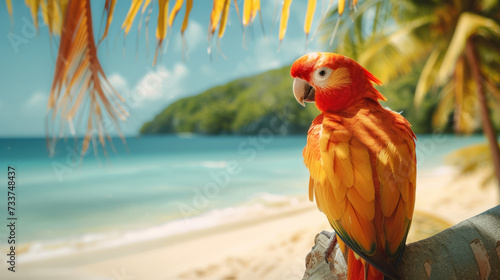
304 99 416 278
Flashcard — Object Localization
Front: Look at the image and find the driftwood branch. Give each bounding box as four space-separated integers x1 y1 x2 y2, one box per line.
303 205 500 279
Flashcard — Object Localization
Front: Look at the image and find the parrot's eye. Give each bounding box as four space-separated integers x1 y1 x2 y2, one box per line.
314 67 332 82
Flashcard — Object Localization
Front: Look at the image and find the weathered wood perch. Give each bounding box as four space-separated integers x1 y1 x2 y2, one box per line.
303 205 500 279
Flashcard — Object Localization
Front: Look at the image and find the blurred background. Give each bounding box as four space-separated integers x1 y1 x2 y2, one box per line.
1 0 499 279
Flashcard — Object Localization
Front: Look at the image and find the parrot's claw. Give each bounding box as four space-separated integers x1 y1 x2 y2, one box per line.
323 231 337 263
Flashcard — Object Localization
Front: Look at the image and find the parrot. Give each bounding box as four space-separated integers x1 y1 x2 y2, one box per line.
290 52 416 280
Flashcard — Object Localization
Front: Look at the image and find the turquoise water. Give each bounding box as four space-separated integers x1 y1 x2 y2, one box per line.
0 134 489 259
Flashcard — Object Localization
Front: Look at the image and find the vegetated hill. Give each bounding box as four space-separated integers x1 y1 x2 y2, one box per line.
140 65 439 135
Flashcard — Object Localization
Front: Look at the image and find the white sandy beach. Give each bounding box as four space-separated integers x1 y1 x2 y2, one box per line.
3 168 498 280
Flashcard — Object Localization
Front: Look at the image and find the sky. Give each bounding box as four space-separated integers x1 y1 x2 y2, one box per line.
0 1 331 137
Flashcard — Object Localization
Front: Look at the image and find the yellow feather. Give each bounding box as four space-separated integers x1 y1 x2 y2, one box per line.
324 67 351 90
309 177 315 201
405 182 416 218
347 187 374 221
331 129 351 142
304 0 316 35
378 156 400 217
344 202 374 252
334 142 354 187
333 156 348 200
351 146 375 201
384 199 406 255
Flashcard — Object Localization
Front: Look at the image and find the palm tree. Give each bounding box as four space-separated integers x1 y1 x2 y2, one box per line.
320 0 500 187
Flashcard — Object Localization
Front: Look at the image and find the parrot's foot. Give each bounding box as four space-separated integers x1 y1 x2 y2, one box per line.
322 231 337 263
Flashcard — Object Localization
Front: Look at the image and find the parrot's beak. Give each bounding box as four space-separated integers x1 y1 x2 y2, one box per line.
293 78 315 107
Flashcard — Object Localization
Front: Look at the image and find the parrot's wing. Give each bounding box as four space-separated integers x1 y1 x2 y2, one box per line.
304 105 416 278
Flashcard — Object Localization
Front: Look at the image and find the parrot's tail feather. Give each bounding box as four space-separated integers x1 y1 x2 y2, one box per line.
347 250 384 280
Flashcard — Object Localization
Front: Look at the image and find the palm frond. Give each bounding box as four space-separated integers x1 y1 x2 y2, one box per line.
446 143 498 187
432 81 454 130
5 0 13 19
122 0 144 36
414 47 445 108
48 0 128 155
98 0 116 45
437 12 500 85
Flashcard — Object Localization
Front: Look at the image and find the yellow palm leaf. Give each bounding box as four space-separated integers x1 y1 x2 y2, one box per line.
168 0 184 26
181 0 193 35
98 0 117 44
209 0 226 37
279 0 292 41
304 0 317 35
25 0 41 29
49 0 127 155
6 0 12 19
218 0 231 38
437 12 500 85
122 0 143 36
338 0 345 16
154 0 170 65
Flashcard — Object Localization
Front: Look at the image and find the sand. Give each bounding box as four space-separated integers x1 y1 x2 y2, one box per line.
3 168 498 280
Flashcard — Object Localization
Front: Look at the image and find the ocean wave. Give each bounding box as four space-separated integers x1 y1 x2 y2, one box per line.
15 193 310 263
200 161 228 168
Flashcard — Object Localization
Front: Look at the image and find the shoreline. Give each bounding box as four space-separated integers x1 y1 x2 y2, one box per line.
3 167 498 280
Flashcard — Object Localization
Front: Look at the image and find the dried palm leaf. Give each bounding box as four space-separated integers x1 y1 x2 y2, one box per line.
154 0 170 66
25 0 41 29
209 0 229 39
218 0 231 38
304 0 317 37
181 0 193 35
338 0 345 15
98 0 116 44
242 0 260 26
40 0 66 35
6 0 12 19
279 0 292 41
48 0 128 155
122 0 144 36
169 0 184 26
437 12 500 84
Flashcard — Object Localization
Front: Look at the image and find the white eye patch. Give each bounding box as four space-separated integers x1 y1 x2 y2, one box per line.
313 67 351 89
313 67 332 82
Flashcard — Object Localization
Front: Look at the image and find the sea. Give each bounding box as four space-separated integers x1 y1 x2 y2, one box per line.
0 134 488 262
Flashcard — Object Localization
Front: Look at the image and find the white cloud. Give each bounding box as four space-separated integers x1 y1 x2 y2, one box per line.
25 91 46 108
174 20 204 53
21 91 48 118
127 63 189 108
108 73 129 93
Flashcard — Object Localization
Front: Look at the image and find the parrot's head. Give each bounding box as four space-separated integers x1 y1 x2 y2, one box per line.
290 52 386 112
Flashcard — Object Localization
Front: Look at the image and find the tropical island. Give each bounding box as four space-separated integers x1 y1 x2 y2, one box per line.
140 65 444 135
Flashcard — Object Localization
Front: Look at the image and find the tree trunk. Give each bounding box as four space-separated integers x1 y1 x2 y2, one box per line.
465 38 500 190
303 205 500 279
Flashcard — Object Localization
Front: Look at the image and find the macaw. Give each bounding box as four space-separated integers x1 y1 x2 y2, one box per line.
291 52 416 280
